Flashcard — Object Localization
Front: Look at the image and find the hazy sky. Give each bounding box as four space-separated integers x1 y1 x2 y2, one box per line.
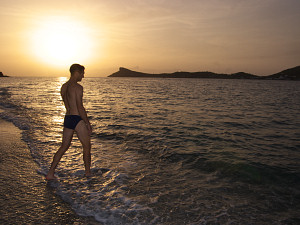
1 0 299 76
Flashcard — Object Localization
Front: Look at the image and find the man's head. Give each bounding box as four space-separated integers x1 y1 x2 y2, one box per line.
70 64 85 81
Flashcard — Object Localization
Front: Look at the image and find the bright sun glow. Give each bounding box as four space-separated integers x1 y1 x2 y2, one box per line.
31 17 94 67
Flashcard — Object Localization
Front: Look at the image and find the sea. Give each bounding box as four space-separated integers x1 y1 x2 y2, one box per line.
0 77 299 225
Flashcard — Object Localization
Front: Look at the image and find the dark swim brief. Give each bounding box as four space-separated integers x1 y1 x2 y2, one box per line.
64 115 82 130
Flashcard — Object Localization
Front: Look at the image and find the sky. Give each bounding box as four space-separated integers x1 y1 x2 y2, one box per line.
0 0 299 77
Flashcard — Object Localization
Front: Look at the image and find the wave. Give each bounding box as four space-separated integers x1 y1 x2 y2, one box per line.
160 151 300 186
92 126 299 186
106 127 300 187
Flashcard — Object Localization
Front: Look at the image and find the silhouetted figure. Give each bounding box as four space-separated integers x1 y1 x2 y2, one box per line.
46 64 92 180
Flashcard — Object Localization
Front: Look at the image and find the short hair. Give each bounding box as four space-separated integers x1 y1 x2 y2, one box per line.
69 64 85 75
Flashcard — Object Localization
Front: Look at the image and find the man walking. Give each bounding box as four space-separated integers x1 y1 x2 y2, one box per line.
46 64 92 180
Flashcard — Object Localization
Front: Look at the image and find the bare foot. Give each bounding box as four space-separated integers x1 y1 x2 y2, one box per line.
45 174 57 181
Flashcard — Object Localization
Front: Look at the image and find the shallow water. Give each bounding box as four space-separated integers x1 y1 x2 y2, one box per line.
0 119 96 225
0 77 299 224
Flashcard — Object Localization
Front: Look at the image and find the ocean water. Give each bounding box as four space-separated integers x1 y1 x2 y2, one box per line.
0 77 299 224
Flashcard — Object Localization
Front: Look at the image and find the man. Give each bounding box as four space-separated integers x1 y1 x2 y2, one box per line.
46 64 92 180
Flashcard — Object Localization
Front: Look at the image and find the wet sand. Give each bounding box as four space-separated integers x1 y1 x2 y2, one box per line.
0 119 100 224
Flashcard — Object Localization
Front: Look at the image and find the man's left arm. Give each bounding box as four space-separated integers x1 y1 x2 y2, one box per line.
76 85 92 134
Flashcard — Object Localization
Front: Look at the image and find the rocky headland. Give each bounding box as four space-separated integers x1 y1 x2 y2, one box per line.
0 72 9 77
108 65 300 80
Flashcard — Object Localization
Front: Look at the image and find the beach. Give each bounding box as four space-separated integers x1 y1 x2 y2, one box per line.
0 77 299 224
0 118 99 224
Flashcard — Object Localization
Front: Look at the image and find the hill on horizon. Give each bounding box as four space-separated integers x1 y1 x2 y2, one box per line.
108 66 300 80
0 72 9 77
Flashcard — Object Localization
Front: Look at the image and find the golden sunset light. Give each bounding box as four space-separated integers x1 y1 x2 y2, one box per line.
30 17 94 67
0 0 300 76
1 1 300 224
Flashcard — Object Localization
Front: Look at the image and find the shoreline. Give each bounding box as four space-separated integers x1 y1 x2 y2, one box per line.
0 118 99 224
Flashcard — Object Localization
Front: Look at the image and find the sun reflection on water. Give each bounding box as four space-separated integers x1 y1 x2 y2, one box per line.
52 115 64 125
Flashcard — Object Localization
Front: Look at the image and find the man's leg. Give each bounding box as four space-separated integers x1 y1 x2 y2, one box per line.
46 128 74 180
75 121 91 176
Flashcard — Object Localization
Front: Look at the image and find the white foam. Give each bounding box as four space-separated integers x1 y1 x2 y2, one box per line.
50 168 159 225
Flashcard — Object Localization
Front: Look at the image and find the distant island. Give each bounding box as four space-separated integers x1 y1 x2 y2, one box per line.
108 65 300 80
0 72 9 77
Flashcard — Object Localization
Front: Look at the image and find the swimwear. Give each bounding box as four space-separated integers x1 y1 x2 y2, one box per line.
64 115 82 130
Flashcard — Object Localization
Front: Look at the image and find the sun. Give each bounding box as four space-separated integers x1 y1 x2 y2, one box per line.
31 17 93 67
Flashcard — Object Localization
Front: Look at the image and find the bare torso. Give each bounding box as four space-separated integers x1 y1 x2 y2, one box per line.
61 81 81 115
